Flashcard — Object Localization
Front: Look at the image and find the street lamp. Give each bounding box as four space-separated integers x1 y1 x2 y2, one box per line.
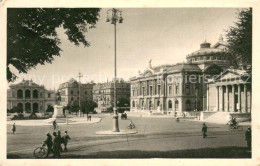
106 8 123 132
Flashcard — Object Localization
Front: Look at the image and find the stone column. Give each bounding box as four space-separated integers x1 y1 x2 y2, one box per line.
244 84 247 113
216 86 219 111
238 84 241 112
220 86 223 111
206 85 209 111
232 84 235 112
225 85 229 112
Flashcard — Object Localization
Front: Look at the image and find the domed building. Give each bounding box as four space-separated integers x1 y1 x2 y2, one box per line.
130 36 231 116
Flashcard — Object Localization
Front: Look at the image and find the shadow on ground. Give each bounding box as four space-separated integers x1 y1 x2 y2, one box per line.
7 146 251 159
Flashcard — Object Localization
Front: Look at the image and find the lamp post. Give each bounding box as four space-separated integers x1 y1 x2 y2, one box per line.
77 72 83 117
106 8 123 132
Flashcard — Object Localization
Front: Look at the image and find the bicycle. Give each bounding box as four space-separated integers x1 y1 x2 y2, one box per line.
33 143 47 158
50 125 61 131
127 120 136 129
228 124 243 131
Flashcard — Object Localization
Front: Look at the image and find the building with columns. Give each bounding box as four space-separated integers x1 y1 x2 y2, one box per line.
7 79 56 113
206 68 251 117
130 36 231 116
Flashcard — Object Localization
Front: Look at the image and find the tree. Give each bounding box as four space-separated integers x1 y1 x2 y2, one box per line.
7 8 100 82
46 105 54 113
81 99 98 114
225 8 252 69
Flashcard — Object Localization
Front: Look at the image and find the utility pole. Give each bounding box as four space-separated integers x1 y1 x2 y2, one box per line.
106 8 123 132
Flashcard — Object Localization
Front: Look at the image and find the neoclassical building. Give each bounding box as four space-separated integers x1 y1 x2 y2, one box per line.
57 78 95 106
7 79 56 113
130 36 231 115
207 69 251 113
93 79 130 112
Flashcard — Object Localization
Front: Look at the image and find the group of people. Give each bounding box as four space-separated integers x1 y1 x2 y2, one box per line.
43 130 71 158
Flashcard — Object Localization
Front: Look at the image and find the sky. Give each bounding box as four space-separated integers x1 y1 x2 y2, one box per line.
9 8 241 90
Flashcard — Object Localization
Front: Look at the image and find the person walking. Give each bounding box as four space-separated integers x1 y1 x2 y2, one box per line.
43 133 53 158
202 123 207 138
62 131 71 152
53 132 61 158
53 120 57 130
245 127 251 150
57 131 63 153
12 123 16 134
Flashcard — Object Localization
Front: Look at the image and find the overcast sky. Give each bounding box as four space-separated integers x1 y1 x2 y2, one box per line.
9 8 240 89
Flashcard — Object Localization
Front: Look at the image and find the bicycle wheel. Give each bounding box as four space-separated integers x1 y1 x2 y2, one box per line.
34 147 46 158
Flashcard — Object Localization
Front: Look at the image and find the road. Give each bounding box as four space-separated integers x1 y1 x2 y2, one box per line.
7 114 251 158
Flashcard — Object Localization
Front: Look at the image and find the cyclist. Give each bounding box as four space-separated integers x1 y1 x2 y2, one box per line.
128 120 135 129
53 120 57 130
43 133 53 158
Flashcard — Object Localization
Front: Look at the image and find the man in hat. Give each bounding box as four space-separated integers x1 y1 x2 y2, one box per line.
57 131 63 153
12 123 16 134
202 123 207 138
52 132 61 158
43 132 53 157
245 127 251 150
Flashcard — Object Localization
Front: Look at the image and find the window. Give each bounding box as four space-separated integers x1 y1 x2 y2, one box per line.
175 84 179 94
48 93 51 98
132 101 135 107
186 100 191 111
175 100 179 111
17 89 23 98
25 89 30 98
33 90 38 98
142 87 145 95
71 91 73 95
85 91 87 95
149 86 153 95
158 85 161 95
71 97 74 101
169 86 172 95
185 85 190 95
206 56 210 60
168 100 172 109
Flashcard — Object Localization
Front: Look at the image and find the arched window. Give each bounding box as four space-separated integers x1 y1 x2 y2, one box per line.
17 103 23 112
25 103 31 112
33 90 38 98
175 100 179 111
33 102 38 112
157 100 160 107
168 100 172 109
186 100 191 111
17 89 23 98
25 89 30 98
132 101 135 107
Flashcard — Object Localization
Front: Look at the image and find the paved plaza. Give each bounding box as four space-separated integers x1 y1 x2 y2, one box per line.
7 114 251 158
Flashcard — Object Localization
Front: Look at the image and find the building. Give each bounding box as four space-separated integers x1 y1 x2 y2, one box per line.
202 68 251 123
57 78 95 106
93 79 130 112
7 79 56 113
130 36 231 115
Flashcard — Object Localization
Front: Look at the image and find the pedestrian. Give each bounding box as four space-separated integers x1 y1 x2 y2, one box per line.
53 120 57 130
52 132 61 158
245 127 251 150
202 123 207 138
43 133 53 158
62 131 71 152
12 123 16 134
57 130 63 153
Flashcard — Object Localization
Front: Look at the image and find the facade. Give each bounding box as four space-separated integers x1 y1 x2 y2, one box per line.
57 78 95 106
207 69 251 113
7 79 56 113
130 36 231 115
93 79 130 112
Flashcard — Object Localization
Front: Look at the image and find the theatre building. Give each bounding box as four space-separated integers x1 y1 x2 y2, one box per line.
130 36 231 116
7 79 56 113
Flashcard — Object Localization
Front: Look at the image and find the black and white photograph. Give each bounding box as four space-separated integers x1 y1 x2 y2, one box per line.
1 0 260 165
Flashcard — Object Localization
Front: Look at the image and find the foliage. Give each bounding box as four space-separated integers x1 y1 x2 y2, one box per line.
9 106 23 113
7 8 100 82
69 103 80 113
81 99 98 114
225 8 252 68
107 106 113 113
46 105 54 113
